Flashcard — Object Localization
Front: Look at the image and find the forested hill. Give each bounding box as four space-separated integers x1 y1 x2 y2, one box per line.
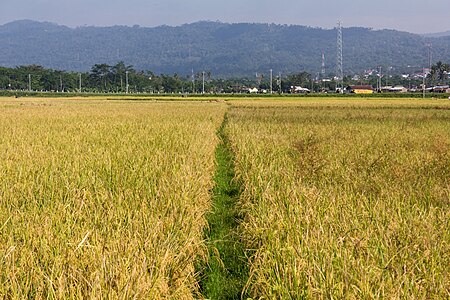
1 20 450 76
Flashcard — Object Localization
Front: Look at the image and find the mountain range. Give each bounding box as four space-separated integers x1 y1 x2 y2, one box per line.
1 20 449 76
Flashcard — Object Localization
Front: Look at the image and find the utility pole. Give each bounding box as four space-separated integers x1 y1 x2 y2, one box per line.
126 71 129 94
376 75 379 92
60 75 63 92
423 68 426 99
321 52 326 79
270 69 273 94
378 66 382 92
427 43 433 70
278 72 282 94
191 69 195 93
376 68 379 92
386 67 389 87
28 74 31 91
79 73 82 93
202 71 205 94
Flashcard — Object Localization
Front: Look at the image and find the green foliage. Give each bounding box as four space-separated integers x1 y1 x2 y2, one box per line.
199 115 249 300
1 20 450 76
1 63 448 96
428 61 450 85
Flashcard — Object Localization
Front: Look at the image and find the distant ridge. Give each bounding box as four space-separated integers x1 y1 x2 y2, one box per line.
422 30 450 38
1 20 450 76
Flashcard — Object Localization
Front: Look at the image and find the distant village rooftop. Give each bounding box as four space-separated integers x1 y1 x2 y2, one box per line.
346 85 374 94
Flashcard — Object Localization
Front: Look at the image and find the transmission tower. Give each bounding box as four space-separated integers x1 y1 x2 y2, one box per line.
336 21 343 92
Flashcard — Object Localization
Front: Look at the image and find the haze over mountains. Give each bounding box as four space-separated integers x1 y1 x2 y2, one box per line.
422 30 450 38
1 20 450 77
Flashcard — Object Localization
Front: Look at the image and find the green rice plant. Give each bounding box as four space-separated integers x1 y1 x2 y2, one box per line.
226 98 450 299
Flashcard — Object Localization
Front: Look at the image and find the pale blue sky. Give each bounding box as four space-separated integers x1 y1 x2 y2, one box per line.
1 0 449 34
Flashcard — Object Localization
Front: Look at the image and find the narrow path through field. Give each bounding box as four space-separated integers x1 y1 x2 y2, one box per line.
199 112 249 299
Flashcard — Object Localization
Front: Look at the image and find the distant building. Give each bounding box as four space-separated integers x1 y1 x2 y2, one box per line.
432 85 450 93
346 85 374 94
381 86 392 92
380 86 409 93
248 87 259 93
389 86 408 93
290 86 310 93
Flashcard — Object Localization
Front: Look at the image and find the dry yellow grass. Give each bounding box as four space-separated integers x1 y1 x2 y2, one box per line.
226 98 450 298
0 98 226 299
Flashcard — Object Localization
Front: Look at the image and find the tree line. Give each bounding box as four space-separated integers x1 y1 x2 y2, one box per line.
0 62 448 94
0 62 322 94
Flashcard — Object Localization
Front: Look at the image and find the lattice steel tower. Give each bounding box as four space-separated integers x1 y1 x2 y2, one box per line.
336 21 343 92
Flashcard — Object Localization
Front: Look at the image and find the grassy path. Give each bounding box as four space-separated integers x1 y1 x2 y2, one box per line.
199 113 249 299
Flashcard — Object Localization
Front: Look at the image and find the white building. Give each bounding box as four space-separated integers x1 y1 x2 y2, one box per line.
291 86 310 93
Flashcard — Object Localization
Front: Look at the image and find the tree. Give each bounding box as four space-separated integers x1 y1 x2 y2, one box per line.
284 72 312 90
112 61 134 92
429 61 450 85
90 64 112 92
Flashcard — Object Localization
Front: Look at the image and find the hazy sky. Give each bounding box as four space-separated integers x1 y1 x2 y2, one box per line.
1 0 449 34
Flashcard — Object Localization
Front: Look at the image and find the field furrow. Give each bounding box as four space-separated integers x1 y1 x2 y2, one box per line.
198 113 249 300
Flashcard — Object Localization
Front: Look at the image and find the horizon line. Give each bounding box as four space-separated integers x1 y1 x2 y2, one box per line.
0 18 441 35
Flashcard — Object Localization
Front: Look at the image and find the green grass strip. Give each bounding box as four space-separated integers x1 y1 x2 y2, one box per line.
199 114 249 300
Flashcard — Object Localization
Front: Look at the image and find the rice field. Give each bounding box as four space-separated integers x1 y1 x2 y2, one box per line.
226 98 450 298
0 98 225 298
0 96 449 299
